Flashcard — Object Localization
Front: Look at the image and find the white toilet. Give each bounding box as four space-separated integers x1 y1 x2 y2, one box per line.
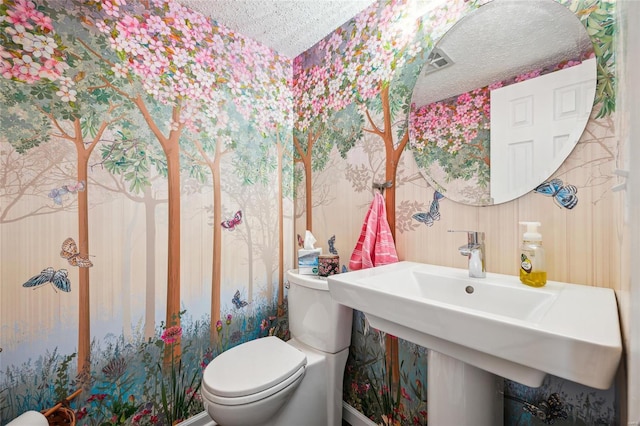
201 270 353 426
6 411 48 426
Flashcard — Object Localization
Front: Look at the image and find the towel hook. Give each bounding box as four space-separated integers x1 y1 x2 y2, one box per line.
372 181 393 195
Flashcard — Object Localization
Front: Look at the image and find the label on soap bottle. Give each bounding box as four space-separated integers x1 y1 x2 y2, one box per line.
521 253 533 274
520 246 546 287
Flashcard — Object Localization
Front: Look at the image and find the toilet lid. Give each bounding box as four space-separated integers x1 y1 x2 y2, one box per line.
203 336 307 398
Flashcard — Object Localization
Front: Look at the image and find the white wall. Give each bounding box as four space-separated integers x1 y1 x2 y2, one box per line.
618 0 640 423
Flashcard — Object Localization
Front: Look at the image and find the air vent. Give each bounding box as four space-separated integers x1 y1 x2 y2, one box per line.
423 47 453 75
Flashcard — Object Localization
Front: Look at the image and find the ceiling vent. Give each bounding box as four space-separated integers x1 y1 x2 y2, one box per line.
423 47 453 75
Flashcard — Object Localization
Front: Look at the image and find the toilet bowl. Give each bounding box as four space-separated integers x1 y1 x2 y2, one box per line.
6 411 48 426
201 336 307 425
201 270 353 426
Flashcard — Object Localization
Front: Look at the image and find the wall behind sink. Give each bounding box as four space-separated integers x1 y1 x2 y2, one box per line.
293 0 623 423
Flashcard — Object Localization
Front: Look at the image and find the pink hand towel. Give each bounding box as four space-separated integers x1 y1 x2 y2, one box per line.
349 192 399 271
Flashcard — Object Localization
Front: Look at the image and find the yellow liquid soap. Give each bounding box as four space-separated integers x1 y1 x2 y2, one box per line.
520 270 547 287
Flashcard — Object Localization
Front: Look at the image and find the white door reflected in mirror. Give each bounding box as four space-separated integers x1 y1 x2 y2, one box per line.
490 58 597 204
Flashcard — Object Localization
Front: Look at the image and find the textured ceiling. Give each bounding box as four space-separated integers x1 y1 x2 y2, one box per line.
178 0 376 58
177 0 592 105
412 0 594 106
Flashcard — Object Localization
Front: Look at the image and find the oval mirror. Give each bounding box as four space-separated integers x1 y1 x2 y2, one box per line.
409 0 596 206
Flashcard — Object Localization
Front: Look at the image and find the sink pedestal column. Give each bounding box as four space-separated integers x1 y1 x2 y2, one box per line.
428 350 503 426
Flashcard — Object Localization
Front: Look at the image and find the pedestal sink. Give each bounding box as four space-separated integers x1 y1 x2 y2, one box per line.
327 262 622 425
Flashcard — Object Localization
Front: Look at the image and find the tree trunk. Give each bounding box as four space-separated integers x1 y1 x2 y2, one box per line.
379 85 408 389
210 139 223 343
76 150 91 381
71 111 126 380
245 214 254 303
144 188 157 339
131 98 183 364
303 153 312 233
164 143 181 363
121 213 136 340
277 141 285 314
293 133 315 233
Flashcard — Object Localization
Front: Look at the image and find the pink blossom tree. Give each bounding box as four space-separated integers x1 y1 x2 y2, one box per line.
409 86 493 188
1 0 135 377
96 0 292 345
291 0 468 234
184 38 293 320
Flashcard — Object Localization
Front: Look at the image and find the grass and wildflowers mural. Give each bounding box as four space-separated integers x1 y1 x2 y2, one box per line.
1 305 288 425
1 0 291 424
344 311 428 426
504 376 617 425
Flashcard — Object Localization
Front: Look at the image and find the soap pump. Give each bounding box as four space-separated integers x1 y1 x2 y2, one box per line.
519 221 547 287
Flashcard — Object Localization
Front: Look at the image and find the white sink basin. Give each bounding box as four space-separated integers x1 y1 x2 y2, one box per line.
369 268 558 323
328 261 622 389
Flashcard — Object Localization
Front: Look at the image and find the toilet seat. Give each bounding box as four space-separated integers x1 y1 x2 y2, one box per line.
202 336 307 406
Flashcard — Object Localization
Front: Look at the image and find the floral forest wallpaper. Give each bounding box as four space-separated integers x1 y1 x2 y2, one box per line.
1 0 621 425
293 0 618 425
1 0 292 424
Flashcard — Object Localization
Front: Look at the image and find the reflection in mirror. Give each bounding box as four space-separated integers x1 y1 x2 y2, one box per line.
408 0 596 206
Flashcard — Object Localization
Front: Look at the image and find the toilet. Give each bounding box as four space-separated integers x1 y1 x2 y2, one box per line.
201 270 353 426
6 411 48 426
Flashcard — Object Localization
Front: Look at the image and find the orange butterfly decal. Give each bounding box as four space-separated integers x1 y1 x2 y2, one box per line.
60 237 93 268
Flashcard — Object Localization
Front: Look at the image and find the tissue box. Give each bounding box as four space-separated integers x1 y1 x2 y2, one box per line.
298 248 322 275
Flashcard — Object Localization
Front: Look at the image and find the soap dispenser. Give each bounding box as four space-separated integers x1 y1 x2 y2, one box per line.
519 221 547 287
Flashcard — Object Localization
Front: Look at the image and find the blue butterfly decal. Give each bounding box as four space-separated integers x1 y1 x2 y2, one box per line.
534 178 578 209
48 181 85 205
23 267 71 292
48 186 69 205
232 290 248 309
413 191 444 227
328 235 338 255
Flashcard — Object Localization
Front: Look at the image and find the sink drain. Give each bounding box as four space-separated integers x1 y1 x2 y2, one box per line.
465 285 474 294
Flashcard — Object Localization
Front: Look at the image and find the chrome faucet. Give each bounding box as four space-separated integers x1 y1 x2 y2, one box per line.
449 230 486 278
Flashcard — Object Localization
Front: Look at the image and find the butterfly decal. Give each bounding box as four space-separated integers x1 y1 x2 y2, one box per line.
412 191 444 227
221 210 242 231
65 180 86 193
48 186 69 205
23 267 71 292
534 178 578 209
48 181 85 205
232 290 248 309
297 234 304 248
60 237 93 268
522 392 567 423
328 235 338 255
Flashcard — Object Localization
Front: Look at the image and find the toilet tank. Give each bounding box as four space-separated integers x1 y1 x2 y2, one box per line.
285 270 353 353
